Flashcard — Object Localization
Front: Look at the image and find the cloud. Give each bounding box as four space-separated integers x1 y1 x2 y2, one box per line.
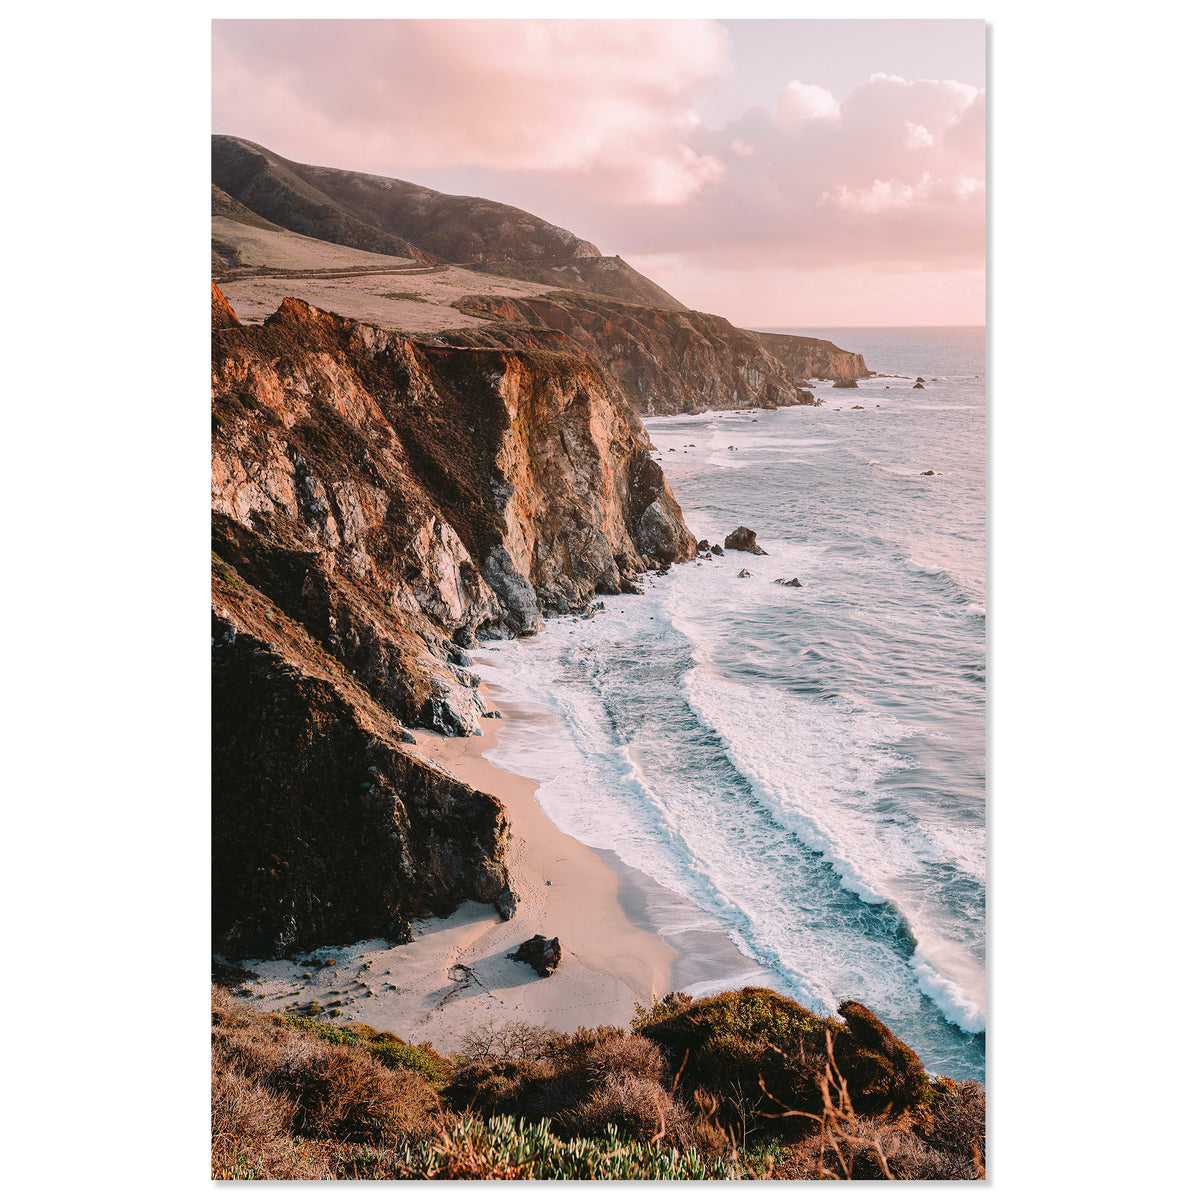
774 81 839 123
213 19 729 206
580 71 986 275
212 23 985 320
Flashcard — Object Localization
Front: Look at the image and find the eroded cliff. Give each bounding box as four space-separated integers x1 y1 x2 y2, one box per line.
212 284 694 954
450 292 818 415
753 330 870 383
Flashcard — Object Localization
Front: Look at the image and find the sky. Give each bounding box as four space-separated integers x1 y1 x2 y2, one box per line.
212 19 985 327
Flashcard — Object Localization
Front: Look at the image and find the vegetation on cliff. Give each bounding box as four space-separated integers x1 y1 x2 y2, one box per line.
212 985 984 1180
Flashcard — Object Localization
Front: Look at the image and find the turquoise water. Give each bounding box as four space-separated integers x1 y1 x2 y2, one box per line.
475 328 985 1081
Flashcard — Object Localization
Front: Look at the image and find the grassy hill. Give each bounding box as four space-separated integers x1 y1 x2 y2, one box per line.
213 135 685 310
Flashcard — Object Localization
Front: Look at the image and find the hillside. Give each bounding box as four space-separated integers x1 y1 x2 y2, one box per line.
450 291 817 415
212 984 984 1179
213 135 684 310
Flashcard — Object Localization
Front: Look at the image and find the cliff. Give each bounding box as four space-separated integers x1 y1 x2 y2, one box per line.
752 330 870 383
212 284 695 954
449 292 818 415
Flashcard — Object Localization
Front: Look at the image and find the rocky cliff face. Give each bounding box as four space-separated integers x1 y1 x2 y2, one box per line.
212 283 694 954
450 293 817 415
752 330 870 383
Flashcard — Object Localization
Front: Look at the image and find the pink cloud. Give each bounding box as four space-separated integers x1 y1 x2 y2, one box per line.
606 72 986 272
212 21 985 323
213 19 729 206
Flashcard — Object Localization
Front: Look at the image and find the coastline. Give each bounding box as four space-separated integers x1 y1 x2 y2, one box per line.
229 677 773 1052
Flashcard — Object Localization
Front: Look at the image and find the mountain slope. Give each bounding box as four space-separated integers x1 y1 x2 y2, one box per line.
213 135 685 309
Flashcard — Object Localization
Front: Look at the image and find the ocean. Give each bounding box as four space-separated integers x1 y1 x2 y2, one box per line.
472 327 986 1083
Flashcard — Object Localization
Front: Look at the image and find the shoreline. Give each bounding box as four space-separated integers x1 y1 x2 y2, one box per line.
227 678 775 1052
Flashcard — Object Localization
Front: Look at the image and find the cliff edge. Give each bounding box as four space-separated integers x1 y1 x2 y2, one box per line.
212 283 695 955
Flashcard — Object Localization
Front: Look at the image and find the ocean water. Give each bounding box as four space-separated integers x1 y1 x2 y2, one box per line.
472 327 986 1082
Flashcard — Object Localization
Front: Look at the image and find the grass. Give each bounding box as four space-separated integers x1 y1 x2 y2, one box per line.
213 985 983 1180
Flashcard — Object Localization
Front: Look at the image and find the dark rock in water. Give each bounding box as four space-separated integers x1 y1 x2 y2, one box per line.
655 568 669 576
921 470 936 476
832 378 859 388
737 568 751 578
710 544 724 556
700 552 712 561
851 405 865 410
483 709 502 719
494 886 518 921
776 577 803 588
510 934 563 977
724 526 767 555
696 539 710 552
916 377 926 383
912 383 925 389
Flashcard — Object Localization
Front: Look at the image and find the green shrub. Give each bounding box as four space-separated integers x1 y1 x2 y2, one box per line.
391 1115 747 1180
284 1016 450 1086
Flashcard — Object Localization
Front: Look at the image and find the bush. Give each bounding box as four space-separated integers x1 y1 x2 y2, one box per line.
391 1115 747 1180
212 986 439 1172
285 1015 451 1086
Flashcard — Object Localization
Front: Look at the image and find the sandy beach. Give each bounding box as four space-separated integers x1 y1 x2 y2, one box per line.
229 687 695 1052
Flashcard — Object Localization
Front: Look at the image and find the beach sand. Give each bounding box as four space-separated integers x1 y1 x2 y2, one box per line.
228 680 780 1054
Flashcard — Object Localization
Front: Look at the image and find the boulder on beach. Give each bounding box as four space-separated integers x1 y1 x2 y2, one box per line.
697 539 710 552
832 378 859 389
916 377 926 383
509 934 562 977
710 544 724 556
494 886 518 920
724 526 768 555
912 383 925 389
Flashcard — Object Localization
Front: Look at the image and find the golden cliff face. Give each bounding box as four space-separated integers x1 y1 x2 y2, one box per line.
449 292 821 414
211 285 695 955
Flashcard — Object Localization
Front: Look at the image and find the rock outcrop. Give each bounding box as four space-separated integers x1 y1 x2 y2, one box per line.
724 526 767 555
450 293 818 415
509 934 563 977
753 330 870 383
212 283 695 955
